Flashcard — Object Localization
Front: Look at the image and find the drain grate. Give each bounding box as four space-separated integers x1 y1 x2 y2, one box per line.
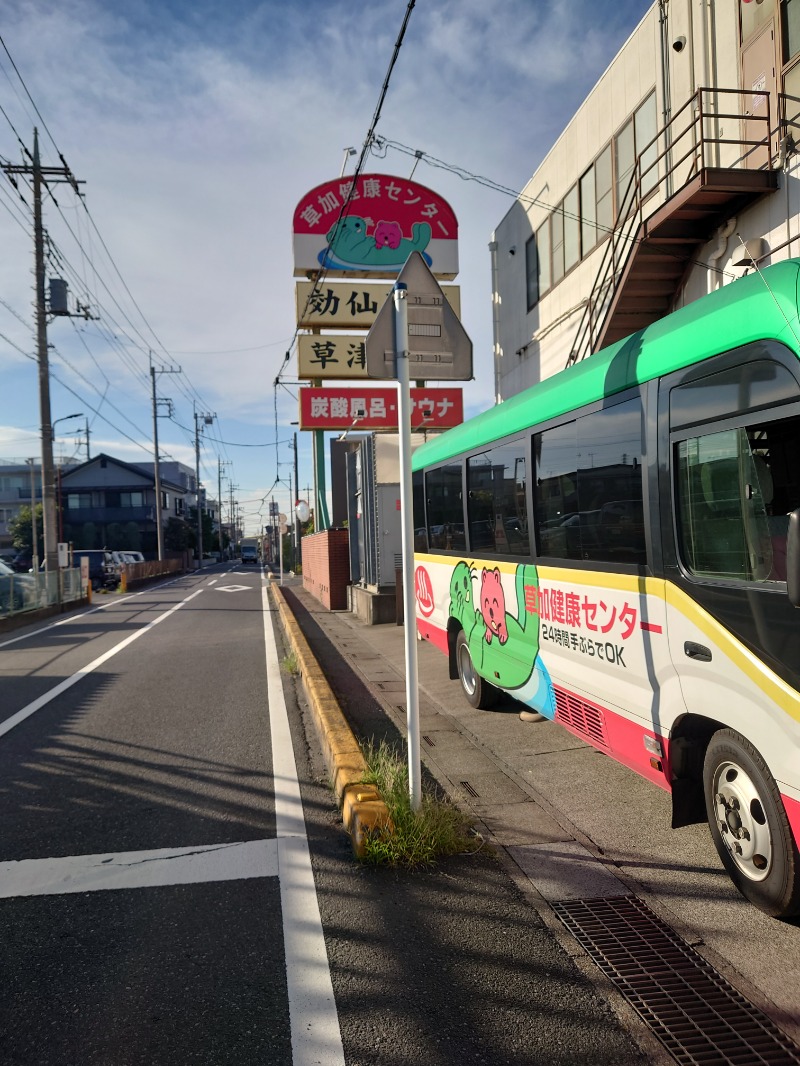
422 735 435 746
552 895 800 1065
460 780 479 798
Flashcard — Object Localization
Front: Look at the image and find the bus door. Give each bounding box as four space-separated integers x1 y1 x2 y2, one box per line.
659 349 800 790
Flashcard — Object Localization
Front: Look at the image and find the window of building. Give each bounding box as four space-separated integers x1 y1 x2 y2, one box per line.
175 497 185 516
615 92 658 213
551 201 565 284
537 220 551 295
580 165 597 255
563 184 580 273
596 144 613 243
534 398 645 564
425 463 466 552
525 234 539 310
782 0 800 63
67 493 92 510
467 439 529 556
161 491 170 509
119 491 144 508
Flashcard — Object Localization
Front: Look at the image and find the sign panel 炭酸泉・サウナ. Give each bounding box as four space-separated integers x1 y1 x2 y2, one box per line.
292 173 459 280
298 386 463 431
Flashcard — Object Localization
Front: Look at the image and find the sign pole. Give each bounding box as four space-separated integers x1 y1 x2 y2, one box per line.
393 281 422 812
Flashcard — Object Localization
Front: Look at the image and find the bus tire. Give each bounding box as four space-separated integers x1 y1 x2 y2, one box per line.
455 629 498 710
703 728 800 918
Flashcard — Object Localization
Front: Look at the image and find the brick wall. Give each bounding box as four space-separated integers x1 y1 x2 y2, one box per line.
301 528 350 610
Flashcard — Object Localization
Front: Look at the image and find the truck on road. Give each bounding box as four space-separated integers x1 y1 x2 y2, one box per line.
239 538 260 565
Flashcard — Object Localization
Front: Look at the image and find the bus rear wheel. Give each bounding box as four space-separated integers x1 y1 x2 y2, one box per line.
703 728 800 918
455 629 498 710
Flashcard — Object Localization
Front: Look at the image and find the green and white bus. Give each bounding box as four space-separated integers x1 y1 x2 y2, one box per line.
411 258 800 917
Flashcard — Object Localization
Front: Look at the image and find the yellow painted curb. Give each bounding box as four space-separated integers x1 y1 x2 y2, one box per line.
270 583 393 858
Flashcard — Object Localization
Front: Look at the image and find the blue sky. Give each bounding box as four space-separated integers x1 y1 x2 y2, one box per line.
0 0 650 535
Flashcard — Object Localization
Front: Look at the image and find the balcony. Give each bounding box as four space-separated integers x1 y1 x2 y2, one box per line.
569 88 778 364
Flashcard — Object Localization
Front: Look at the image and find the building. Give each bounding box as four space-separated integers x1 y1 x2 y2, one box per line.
60 453 196 554
492 0 798 398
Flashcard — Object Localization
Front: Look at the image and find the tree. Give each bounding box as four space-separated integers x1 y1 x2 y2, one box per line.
188 507 214 554
7 504 44 556
164 517 195 552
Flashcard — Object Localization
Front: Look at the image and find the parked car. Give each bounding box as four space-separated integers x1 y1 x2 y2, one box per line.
70 549 119 591
0 559 34 613
12 550 32 573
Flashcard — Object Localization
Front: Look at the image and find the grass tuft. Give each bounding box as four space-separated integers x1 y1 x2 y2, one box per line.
359 739 480 866
280 651 299 676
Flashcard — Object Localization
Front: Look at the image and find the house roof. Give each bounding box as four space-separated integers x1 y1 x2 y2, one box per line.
60 452 187 494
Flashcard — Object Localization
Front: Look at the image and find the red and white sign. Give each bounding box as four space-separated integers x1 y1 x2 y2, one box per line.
415 566 435 617
292 173 459 280
299 386 463 431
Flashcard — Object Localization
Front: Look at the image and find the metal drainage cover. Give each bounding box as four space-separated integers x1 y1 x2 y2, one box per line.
551 895 800 1066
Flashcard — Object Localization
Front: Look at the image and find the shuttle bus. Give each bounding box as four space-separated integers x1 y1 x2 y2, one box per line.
411 259 800 917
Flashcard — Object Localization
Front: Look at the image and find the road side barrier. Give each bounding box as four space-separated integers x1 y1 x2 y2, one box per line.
270 582 393 857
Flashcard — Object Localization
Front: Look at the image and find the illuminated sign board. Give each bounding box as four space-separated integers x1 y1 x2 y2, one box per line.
298 335 367 379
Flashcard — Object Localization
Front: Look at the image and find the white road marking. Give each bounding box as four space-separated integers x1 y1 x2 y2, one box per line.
262 582 345 1066
215 584 250 593
0 589 203 739
0 839 278 898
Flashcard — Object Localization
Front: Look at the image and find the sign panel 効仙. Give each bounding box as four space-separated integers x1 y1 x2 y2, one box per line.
292 174 459 279
299 386 463 431
296 280 460 331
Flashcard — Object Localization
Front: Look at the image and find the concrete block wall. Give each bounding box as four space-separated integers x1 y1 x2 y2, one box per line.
301 528 350 610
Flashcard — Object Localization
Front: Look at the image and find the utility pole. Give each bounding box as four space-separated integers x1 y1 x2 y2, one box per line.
217 458 228 559
4 130 84 574
193 409 215 566
85 418 91 460
150 354 180 561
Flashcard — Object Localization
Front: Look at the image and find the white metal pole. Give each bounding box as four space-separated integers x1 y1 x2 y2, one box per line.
393 281 421 812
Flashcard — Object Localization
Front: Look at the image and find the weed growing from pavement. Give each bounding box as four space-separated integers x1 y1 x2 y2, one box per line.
280 651 299 676
359 739 480 866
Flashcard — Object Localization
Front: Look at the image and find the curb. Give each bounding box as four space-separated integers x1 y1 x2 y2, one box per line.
269 580 393 857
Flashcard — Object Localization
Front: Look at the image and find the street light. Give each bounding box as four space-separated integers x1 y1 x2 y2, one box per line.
51 412 83 545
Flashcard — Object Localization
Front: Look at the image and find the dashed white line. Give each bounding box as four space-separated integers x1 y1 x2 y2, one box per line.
0 588 203 739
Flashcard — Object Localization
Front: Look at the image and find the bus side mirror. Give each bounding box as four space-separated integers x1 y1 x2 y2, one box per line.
787 508 800 607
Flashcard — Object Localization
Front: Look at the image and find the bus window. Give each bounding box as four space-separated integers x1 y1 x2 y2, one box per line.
425 464 466 552
467 439 529 556
534 399 645 564
676 415 800 583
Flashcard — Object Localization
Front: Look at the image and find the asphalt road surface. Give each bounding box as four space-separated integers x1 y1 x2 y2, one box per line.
0 565 650 1065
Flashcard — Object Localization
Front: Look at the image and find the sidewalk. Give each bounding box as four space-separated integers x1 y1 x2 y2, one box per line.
276 577 630 903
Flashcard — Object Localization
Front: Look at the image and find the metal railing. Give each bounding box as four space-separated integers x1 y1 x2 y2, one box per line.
566 87 772 367
0 567 86 619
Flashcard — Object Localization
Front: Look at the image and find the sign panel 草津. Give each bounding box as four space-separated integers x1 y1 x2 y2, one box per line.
298 335 367 379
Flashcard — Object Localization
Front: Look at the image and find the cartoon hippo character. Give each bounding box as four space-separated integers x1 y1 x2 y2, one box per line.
468 563 540 690
374 220 402 250
480 567 508 644
321 215 432 270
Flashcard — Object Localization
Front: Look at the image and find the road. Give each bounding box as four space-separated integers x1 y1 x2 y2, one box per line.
0 565 649 1066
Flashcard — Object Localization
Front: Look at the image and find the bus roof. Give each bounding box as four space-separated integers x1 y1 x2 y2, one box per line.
412 258 800 471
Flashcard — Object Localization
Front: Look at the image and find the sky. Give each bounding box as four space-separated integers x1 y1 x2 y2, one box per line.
0 0 651 536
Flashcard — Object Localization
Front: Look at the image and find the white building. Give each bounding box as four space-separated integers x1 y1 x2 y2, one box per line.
492 0 800 397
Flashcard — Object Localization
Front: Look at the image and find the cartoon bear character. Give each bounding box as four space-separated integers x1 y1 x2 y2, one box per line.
480 567 508 644
374 220 402 250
